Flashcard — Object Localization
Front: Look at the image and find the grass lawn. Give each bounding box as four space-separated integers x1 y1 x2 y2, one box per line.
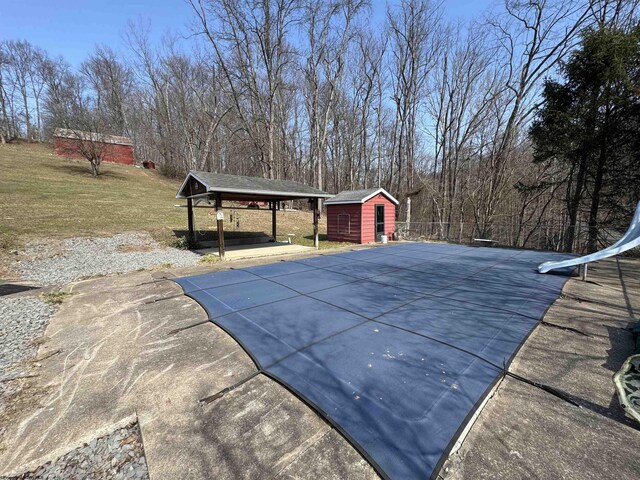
0 142 345 257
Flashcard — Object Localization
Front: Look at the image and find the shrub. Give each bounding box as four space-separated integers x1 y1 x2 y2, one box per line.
41 291 71 305
200 254 220 264
172 235 199 250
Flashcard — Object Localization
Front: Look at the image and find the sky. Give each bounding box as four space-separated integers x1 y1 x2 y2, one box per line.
1 0 495 67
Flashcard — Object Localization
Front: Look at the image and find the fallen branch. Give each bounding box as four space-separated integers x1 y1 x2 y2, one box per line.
33 348 62 362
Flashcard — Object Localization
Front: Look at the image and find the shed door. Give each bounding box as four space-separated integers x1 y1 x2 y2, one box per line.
375 204 385 241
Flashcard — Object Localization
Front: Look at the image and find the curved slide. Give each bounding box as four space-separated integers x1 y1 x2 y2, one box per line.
538 201 640 273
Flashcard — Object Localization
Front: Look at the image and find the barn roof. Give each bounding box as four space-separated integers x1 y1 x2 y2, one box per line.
325 187 399 205
176 171 332 201
53 128 133 146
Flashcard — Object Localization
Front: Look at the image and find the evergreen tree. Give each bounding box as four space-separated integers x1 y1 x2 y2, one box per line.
531 26 640 252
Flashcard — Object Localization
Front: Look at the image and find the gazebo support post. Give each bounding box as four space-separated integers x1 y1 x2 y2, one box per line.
313 198 319 249
187 198 195 247
271 201 277 241
215 193 225 260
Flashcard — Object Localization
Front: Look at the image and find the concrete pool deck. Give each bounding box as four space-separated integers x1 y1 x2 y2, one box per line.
444 256 640 480
196 241 314 260
1 246 638 479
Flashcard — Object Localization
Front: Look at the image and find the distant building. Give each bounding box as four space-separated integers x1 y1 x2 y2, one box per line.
53 128 134 166
325 187 398 243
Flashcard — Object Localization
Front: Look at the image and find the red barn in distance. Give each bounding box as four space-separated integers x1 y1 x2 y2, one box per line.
53 128 135 166
325 187 398 244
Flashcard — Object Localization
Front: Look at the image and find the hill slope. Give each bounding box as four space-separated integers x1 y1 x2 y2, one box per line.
0 142 328 252
0 142 184 245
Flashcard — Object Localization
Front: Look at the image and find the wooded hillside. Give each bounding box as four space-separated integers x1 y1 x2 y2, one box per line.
1 0 638 252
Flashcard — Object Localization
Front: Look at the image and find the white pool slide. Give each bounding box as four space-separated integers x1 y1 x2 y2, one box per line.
538 201 640 274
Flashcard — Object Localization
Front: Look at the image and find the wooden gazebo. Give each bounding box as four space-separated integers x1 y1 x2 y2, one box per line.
176 171 332 259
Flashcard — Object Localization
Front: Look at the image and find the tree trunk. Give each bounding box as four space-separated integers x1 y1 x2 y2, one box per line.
21 88 30 139
564 154 587 253
587 103 610 253
90 159 100 177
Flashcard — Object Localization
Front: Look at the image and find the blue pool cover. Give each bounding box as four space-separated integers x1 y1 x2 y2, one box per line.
173 243 574 480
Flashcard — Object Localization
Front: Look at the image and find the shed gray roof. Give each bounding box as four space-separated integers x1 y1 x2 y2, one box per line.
176 171 332 200
324 187 399 205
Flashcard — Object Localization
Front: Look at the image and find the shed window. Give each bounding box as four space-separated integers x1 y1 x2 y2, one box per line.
338 214 351 234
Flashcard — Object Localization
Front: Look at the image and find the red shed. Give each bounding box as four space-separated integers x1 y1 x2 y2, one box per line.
53 128 135 166
325 188 398 243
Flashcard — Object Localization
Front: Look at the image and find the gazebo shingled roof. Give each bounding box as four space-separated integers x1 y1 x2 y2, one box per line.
177 171 331 201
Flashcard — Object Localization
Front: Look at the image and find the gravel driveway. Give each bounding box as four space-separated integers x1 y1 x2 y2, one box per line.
0 296 55 408
0 297 54 372
6 422 149 480
0 232 180 478
17 233 200 286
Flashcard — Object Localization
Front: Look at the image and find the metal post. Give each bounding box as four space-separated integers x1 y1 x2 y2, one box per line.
313 198 319 249
581 263 588 281
215 193 225 260
187 197 195 247
271 201 277 241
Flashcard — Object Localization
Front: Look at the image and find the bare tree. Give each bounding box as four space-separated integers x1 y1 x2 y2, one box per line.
62 128 109 177
422 23 502 238
0 42 14 143
588 0 640 28
354 30 386 189
3 41 33 139
80 46 134 135
387 0 442 218
471 0 592 236
189 0 300 179
301 0 367 193
42 59 76 127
